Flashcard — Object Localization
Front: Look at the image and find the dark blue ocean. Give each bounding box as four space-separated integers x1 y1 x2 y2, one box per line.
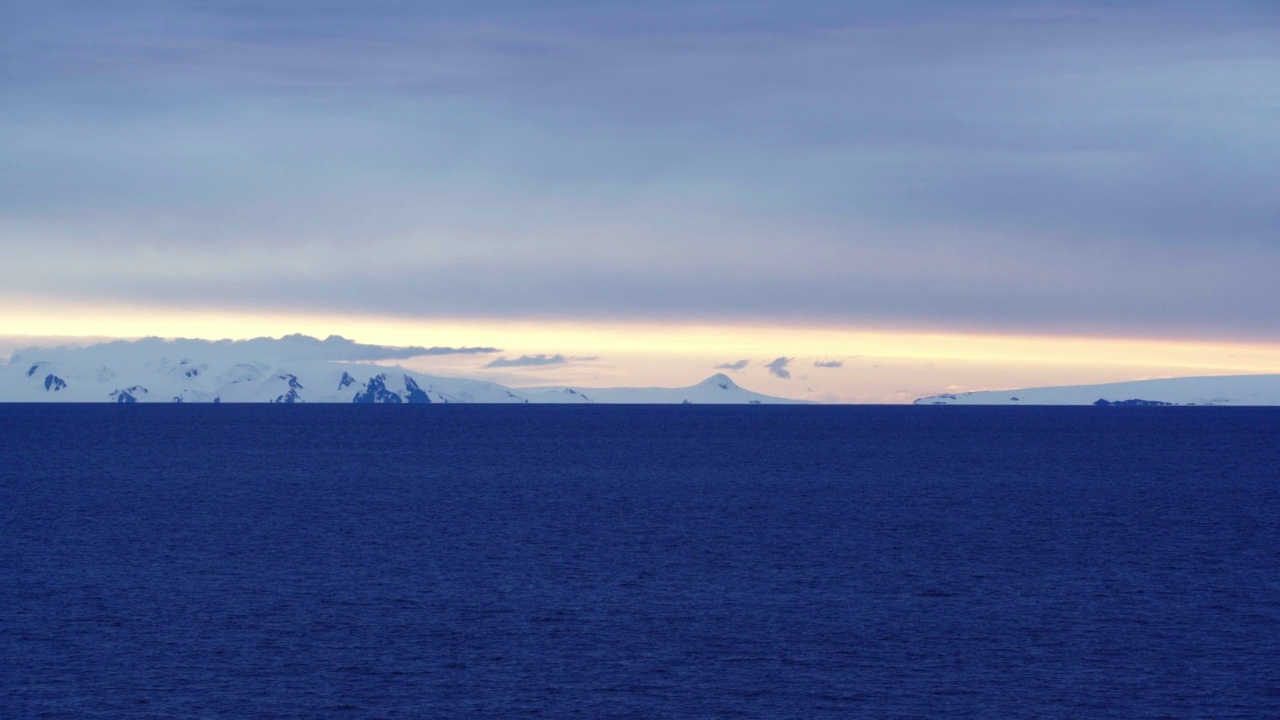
2 405 1277 718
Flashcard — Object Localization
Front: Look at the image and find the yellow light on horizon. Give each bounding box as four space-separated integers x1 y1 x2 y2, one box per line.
3 295 1279 392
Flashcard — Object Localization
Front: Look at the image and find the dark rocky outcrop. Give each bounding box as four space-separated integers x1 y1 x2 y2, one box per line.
1093 398 1174 407
403 376 431 403
110 385 147 403
353 374 401 403
271 373 305 403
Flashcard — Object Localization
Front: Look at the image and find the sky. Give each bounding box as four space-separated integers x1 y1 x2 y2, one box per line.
2 1 1277 401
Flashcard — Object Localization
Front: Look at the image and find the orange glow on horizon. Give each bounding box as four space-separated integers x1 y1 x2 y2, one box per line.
2 295 1279 402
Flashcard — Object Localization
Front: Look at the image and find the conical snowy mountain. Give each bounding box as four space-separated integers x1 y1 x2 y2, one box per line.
0 337 802 404
519 373 795 404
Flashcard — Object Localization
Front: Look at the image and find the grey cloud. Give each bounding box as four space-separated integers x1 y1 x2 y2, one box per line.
766 357 792 379
8 334 498 364
714 359 750 371
485 354 568 368
814 360 843 368
229 334 499 361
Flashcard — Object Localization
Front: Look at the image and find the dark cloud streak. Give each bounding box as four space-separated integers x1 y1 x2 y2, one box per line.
485 354 567 368
27 256 1280 343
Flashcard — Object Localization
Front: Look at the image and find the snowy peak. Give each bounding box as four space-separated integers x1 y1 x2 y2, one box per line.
110 385 148 403
520 372 801 405
697 373 739 391
351 373 431 404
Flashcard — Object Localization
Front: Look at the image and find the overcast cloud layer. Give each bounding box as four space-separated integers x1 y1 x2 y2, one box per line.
3 1 1277 340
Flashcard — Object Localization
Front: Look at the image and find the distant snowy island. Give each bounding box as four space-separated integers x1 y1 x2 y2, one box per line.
915 374 1280 406
0 335 798 404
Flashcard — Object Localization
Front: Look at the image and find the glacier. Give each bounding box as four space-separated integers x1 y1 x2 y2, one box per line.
0 337 798 405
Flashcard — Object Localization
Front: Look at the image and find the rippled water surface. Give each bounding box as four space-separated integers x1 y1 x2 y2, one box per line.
2 404 1278 718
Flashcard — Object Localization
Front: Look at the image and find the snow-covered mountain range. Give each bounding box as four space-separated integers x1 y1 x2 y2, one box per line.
915 374 1280 406
0 336 797 404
